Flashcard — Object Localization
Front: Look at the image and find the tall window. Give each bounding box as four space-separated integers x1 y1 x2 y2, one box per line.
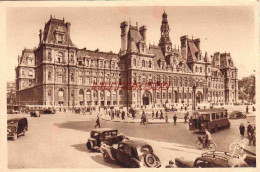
149 61 152 68
157 92 160 99
142 60 145 67
133 59 136 66
86 90 91 99
58 73 63 83
48 71 51 81
79 76 83 85
86 77 90 85
71 73 74 82
58 88 64 97
56 52 64 63
28 70 33 77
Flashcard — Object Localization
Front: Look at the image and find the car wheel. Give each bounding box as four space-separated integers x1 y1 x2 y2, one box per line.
13 133 17 141
195 140 203 149
226 123 230 129
130 161 139 168
86 141 93 151
144 154 157 167
208 142 217 151
103 152 110 162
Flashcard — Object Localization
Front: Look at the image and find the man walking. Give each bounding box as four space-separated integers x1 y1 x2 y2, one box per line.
239 123 245 138
184 113 188 124
95 115 101 128
152 111 154 120
246 105 249 114
160 110 164 120
156 111 158 119
173 114 177 125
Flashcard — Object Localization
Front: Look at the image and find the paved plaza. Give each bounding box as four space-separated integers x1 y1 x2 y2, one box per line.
8 105 255 168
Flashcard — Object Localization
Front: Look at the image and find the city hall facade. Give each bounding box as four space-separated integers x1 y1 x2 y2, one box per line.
16 12 238 109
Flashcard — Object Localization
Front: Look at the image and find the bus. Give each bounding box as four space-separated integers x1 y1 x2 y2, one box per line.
189 108 230 133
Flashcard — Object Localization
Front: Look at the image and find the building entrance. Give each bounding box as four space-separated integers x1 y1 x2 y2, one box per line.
142 91 151 106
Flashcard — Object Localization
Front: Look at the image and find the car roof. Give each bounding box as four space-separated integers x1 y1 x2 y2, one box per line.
8 117 27 122
92 128 117 133
121 140 149 147
193 108 227 113
200 151 246 167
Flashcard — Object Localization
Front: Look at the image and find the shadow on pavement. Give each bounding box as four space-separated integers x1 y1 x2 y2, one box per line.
71 143 89 153
54 121 94 132
90 154 122 168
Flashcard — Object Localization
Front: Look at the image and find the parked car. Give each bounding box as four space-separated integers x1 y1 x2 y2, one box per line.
7 118 28 140
30 110 41 117
86 128 126 151
243 154 256 167
229 111 246 119
42 107 56 114
174 151 248 168
101 140 161 168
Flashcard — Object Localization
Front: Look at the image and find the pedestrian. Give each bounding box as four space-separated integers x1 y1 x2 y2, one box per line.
184 113 188 124
173 114 177 125
160 110 164 120
95 116 100 128
156 111 158 119
246 105 249 114
152 111 154 120
239 123 245 138
122 111 125 120
247 122 253 145
184 106 187 111
252 106 255 112
165 113 168 123
181 106 183 111
252 126 256 146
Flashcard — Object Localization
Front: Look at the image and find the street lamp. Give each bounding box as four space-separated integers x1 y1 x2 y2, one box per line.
192 85 196 110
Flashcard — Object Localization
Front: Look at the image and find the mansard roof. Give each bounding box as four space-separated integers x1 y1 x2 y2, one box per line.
187 41 199 63
77 48 119 61
149 45 164 69
43 17 74 46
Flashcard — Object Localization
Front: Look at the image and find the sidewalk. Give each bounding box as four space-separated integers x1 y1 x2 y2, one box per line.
100 115 187 124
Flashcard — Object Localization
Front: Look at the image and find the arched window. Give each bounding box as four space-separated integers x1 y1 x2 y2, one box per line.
200 67 202 73
195 66 198 72
119 90 123 96
93 90 98 98
142 60 145 67
58 88 64 97
149 61 152 68
79 89 84 98
86 89 91 99
56 52 64 63
133 59 136 66
28 70 33 77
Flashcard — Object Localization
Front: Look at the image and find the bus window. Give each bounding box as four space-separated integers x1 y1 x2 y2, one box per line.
220 112 224 118
211 113 216 120
224 111 228 118
216 113 220 119
201 114 210 121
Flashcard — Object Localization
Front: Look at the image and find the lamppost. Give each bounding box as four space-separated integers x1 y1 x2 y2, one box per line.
192 85 196 110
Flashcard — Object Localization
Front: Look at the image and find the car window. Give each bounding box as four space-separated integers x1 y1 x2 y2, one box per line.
220 112 224 118
92 132 99 138
111 131 117 136
118 143 125 150
140 145 153 153
216 113 220 119
201 114 210 121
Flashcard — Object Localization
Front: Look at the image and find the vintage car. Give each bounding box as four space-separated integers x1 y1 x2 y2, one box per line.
7 118 28 140
229 111 246 119
174 151 249 168
86 128 126 151
100 140 161 168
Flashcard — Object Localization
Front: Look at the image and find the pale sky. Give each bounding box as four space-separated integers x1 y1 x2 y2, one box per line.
6 6 258 80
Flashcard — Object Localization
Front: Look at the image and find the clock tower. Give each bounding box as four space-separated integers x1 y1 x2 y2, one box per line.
159 11 172 56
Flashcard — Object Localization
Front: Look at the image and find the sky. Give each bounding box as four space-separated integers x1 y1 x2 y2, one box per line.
5 6 258 80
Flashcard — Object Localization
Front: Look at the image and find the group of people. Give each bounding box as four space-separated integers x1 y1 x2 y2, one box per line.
107 109 127 120
239 122 256 146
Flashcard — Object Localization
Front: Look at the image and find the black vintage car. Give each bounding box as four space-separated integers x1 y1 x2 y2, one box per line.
229 111 246 119
86 128 126 151
7 118 28 140
101 140 161 168
174 151 248 168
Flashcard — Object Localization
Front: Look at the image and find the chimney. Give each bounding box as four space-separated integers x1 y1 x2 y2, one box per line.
39 29 42 44
65 22 71 36
120 21 129 54
139 25 147 44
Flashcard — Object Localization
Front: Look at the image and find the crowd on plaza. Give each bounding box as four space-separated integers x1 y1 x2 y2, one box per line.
239 122 256 146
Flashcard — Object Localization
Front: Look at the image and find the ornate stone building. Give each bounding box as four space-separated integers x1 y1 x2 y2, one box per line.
16 12 238 109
